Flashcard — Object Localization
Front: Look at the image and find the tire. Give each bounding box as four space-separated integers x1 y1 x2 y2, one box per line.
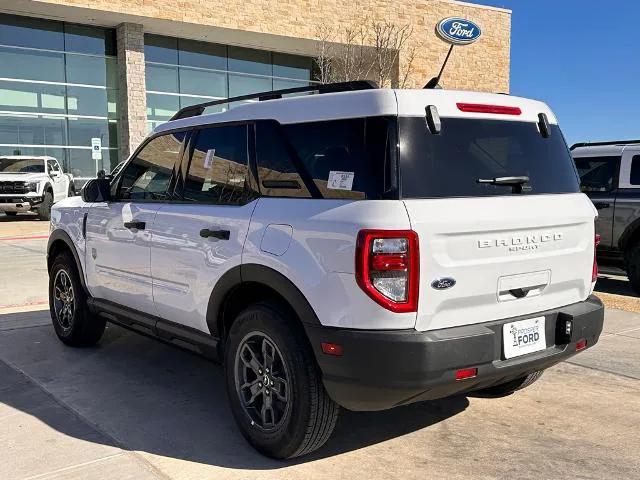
625 242 640 294
68 183 75 197
224 302 339 459
37 191 53 221
4 212 17 216
49 251 106 347
476 370 544 398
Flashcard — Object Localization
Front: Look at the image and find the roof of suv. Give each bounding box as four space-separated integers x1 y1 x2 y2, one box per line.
571 141 640 157
154 89 558 135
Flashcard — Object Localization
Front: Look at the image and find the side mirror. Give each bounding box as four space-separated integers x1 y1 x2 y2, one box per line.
81 178 111 203
50 170 60 177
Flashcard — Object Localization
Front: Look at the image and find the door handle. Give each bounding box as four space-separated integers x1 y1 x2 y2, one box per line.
124 221 146 230
200 228 230 240
593 202 609 210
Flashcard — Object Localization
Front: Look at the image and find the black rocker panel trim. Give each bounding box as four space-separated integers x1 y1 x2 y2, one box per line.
205 263 322 338
88 298 220 361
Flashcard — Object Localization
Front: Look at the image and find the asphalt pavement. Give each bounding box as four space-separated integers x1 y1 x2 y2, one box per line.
0 215 638 480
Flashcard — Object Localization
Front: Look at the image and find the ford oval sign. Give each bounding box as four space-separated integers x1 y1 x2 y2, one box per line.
436 17 481 45
431 277 456 290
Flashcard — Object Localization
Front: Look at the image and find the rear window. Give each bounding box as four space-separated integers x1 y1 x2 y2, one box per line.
399 117 580 198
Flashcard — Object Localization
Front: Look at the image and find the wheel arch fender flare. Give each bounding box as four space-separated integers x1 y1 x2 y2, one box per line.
43 182 53 194
47 229 87 291
206 263 322 338
618 217 640 254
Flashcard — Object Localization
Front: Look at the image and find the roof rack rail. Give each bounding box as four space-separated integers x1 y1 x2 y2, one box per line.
570 140 640 150
169 80 379 121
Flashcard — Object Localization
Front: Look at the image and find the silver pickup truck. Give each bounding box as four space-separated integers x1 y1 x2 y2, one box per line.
572 140 640 292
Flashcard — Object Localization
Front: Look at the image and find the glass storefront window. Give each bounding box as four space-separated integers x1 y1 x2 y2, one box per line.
66 54 118 88
0 80 66 114
67 118 117 149
145 35 178 64
146 63 179 93
0 145 67 166
229 74 272 97
273 53 312 80
147 93 179 127
228 46 272 76
0 46 65 83
66 87 118 119
0 113 67 145
0 14 119 179
144 34 315 126
179 67 227 97
179 39 227 70
0 15 64 51
64 23 117 56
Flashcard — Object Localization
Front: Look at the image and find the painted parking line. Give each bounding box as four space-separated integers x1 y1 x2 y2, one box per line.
0 235 49 241
0 299 48 310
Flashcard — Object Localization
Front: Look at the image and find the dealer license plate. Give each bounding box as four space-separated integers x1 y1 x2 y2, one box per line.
503 316 546 359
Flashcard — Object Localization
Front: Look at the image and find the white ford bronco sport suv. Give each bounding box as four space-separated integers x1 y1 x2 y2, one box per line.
46 81 604 459
0 155 74 220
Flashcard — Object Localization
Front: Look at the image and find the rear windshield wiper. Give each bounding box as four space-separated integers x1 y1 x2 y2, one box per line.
477 176 530 193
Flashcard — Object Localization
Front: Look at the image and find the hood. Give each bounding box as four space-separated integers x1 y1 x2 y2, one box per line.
0 172 48 182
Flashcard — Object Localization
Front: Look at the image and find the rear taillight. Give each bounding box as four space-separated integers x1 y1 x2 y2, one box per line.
592 233 601 282
355 230 419 313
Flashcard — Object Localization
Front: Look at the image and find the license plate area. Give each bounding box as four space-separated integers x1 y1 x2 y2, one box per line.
503 316 546 359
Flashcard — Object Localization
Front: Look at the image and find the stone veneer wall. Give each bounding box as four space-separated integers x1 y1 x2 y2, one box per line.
116 23 147 160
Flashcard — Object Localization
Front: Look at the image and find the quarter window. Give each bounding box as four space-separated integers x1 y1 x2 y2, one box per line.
183 125 255 204
630 155 640 186
255 121 311 198
117 132 186 200
282 117 394 200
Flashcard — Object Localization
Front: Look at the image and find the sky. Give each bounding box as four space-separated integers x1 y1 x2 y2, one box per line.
460 0 639 145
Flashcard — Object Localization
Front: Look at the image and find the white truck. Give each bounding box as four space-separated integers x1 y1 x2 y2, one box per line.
0 155 74 220
46 81 604 459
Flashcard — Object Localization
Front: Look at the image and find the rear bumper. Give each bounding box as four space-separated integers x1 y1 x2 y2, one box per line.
306 295 604 411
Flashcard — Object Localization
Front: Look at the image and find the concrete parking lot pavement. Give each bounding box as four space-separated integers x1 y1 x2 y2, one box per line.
0 216 639 480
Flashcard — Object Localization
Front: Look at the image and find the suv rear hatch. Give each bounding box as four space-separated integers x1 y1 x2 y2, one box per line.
396 93 596 332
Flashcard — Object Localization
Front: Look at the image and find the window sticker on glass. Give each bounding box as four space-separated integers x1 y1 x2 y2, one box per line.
328 171 354 191
204 149 216 169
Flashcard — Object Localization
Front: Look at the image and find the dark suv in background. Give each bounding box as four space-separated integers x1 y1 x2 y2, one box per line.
572 140 640 292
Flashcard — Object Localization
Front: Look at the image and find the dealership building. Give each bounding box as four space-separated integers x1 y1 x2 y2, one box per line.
0 0 510 183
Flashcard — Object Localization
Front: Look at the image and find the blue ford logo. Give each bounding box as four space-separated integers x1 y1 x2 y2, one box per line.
436 17 482 45
431 278 456 290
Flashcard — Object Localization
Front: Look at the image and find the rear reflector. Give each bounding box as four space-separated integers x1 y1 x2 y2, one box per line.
455 367 478 381
321 342 343 356
575 339 587 351
456 103 522 116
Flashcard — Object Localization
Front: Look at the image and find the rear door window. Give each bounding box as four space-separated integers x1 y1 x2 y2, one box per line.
399 118 580 198
574 156 620 192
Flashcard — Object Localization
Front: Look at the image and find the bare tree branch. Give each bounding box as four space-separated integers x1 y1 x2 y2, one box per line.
313 17 418 88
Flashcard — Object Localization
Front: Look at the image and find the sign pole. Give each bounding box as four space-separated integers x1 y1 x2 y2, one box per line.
425 17 482 89
424 44 455 89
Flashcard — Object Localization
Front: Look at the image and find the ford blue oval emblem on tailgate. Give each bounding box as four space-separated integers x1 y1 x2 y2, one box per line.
436 17 482 45
431 278 456 290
